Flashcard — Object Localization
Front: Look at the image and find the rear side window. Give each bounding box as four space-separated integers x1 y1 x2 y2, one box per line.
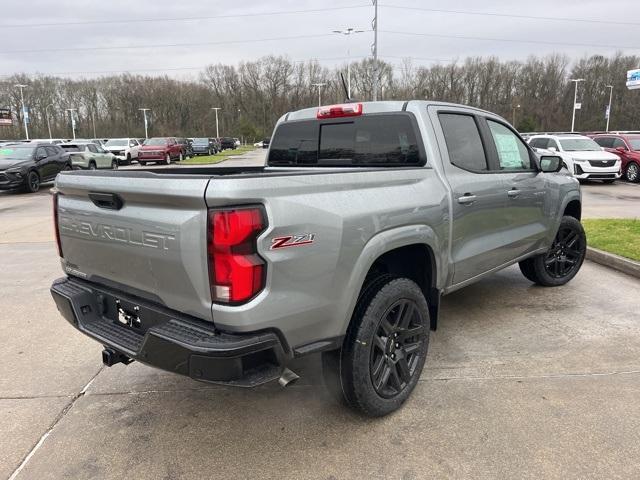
439 113 488 171
529 138 549 149
268 114 423 167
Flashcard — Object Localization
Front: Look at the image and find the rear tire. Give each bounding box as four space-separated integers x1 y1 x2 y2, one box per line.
126 153 132 165
518 216 586 287
322 276 430 417
139 161 147 166
165 154 171 165
625 162 639 183
179 152 184 162
88 162 97 170
111 160 118 170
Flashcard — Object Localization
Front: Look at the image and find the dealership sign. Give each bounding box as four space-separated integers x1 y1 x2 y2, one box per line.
627 69 640 90
0 108 12 126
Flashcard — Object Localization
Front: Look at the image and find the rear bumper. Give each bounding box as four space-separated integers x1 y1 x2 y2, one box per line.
50 277 287 386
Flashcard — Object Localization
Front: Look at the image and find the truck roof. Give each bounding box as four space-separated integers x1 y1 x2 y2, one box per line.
283 100 503 123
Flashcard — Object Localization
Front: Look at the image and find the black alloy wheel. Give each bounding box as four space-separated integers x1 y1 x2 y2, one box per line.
370 299 426 398
543 225 585 279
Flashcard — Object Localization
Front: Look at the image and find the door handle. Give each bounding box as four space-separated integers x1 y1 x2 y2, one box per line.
457 194 477 205
507 189 521 198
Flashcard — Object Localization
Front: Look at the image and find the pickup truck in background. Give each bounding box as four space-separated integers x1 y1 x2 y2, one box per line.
103 138 141 165
50 101 585 416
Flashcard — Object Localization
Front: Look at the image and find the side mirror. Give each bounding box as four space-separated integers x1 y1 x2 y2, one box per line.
616 146 627 153
548 146 557 152
539 155 562 173
36 153 47 161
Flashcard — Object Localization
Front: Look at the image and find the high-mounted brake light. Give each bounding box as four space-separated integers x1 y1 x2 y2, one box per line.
317 103 363 119
208 207 266 304
53 192 63 258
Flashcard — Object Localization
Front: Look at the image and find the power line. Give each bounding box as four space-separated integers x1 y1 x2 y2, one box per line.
381 30 640 51
0 32 363 55
0 4 371 29
380 4 640 27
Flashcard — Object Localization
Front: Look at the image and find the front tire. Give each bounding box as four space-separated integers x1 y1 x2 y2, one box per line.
111 160 118 170
519 216 586 286
25 171 40 193
625 162 639 183
323 276 430 417
165 154 171 165
88 162 97 170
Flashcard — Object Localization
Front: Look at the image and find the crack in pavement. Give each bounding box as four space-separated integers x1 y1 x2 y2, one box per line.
7 366 104 480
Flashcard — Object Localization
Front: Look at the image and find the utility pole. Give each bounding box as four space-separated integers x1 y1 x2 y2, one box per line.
311 83 326 107
45 103 54 140
91 111 97 138
605 85 613 132
65 108 77 140
570 78 584 132
371 0 379 101
512 103 520 126
333 27 364 99
139 108 150 139
14 84 29 140
211 107 221 138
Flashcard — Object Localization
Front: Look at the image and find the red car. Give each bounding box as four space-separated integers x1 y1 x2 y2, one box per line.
591 134 640 183
138 137 183 165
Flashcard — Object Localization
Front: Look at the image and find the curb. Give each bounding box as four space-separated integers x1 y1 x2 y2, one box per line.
586 247 640 279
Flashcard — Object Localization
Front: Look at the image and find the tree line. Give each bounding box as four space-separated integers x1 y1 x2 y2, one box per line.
0 52 638 141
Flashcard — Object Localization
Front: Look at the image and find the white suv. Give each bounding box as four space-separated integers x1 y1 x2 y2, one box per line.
103 138 141 165
528 134 621 183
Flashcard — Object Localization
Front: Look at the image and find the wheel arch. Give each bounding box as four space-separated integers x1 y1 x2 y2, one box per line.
340 225 443 336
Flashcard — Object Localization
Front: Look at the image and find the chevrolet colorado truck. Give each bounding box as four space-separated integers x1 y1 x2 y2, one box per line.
50 101 585 416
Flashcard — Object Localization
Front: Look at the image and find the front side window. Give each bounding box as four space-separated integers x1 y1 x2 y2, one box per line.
594 137 614 148
439 113 488 172
612 138 627 149
487 120 532 170
529 138 548 149
87 144 98 153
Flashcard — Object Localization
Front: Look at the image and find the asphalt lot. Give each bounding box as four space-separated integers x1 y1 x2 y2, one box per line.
1 152 640 479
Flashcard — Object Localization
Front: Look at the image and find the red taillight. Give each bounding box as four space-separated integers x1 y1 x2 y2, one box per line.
53 192 63 258
208 207 266 304
317 103 363 119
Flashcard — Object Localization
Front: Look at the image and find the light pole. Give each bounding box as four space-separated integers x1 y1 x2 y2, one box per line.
512 103 521 126
14 84 29 140
333 27 365 99
45 103 54 140
372 0 379 101
311 83 326 107
570 78 584 132
211 107 221 138
139 108 150 139
65 108 77 140
605 85 613 132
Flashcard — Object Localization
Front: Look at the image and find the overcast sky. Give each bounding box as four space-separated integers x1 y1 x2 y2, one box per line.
1 0 639 79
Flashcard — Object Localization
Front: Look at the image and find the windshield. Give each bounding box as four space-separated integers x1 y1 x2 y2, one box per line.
629 139 640 151
559 138 601 151
193 138 208 144
105 139 127 146
144 138 167 146
0 146 35 159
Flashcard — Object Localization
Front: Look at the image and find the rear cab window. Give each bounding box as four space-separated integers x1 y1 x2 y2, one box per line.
268 113 425 167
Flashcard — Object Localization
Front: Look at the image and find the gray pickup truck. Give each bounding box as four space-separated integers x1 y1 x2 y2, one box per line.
50 101 585 416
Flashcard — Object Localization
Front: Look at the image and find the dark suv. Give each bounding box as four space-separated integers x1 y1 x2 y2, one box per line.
219 137 236 150
176 138 194 158
191 138 219 156
0 142 70 193
591 134 640 183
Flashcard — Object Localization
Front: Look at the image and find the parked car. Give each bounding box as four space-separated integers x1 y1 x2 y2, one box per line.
50 100 583 417
528 134 621 183
60 141 117 170
191 138 218 155
219 137 236 150
0 142 71 192
176 138 194 158
591 134 640 183
234 137 241 147
138 137 183 165
104 138 141 165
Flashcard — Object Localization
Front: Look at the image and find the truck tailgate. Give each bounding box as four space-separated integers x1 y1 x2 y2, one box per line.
55 171 213 321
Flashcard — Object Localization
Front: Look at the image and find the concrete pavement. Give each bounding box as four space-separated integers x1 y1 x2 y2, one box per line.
1 163 640 479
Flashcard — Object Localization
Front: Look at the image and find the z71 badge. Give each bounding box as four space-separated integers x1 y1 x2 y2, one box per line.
270 233 315 250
